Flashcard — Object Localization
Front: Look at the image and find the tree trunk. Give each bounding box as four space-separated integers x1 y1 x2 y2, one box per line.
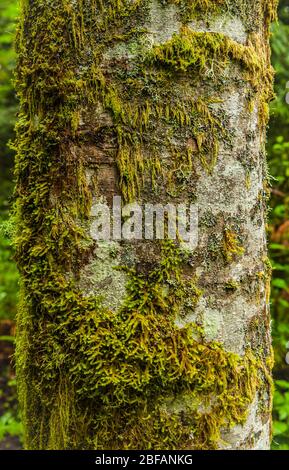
15 0 276 450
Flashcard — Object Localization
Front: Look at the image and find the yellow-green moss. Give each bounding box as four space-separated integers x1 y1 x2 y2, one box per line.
265 0 279 24
149 27 258 73
16 238 268 449
14 0 276 450
166 0 225 21
167 0 278 27
222 229 245 263
150 26 274 125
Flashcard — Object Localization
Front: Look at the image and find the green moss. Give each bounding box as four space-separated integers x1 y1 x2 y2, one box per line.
150 26 274 127
149 26 259 73
166 0 225 21
16 239 269 449
265 0 279 24
224 280 240 291
222 229 245 263
166 0 278 29
14 0 276 450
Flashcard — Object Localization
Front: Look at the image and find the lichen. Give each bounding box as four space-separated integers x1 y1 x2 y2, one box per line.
13 0 276 450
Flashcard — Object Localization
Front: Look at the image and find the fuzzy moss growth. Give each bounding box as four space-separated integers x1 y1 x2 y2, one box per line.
167 0 277 26
149 26 274 127
265 0 279 23
14 0 275 450
222 229 245 263
16 239 268 449
167 0 225 19
149 27 262 73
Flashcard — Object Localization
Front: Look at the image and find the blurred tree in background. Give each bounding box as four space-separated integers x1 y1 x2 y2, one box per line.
0 0 18 322
0 0 289 450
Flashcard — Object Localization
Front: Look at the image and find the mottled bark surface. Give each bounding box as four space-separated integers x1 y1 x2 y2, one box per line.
15 0 276 450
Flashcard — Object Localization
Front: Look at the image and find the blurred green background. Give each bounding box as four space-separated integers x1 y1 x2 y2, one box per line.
1 0 289 450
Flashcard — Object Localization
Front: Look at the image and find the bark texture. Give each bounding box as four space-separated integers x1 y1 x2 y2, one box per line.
15 0 277 450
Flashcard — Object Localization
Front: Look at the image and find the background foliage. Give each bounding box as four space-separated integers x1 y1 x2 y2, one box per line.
269 0 289 449
0 0 18 323
0 0 21 449
0 0 289 449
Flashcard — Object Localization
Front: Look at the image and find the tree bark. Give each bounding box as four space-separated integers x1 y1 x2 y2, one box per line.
15 0 276 450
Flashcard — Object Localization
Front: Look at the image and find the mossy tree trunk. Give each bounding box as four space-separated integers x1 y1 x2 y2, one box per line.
15 0 276 450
